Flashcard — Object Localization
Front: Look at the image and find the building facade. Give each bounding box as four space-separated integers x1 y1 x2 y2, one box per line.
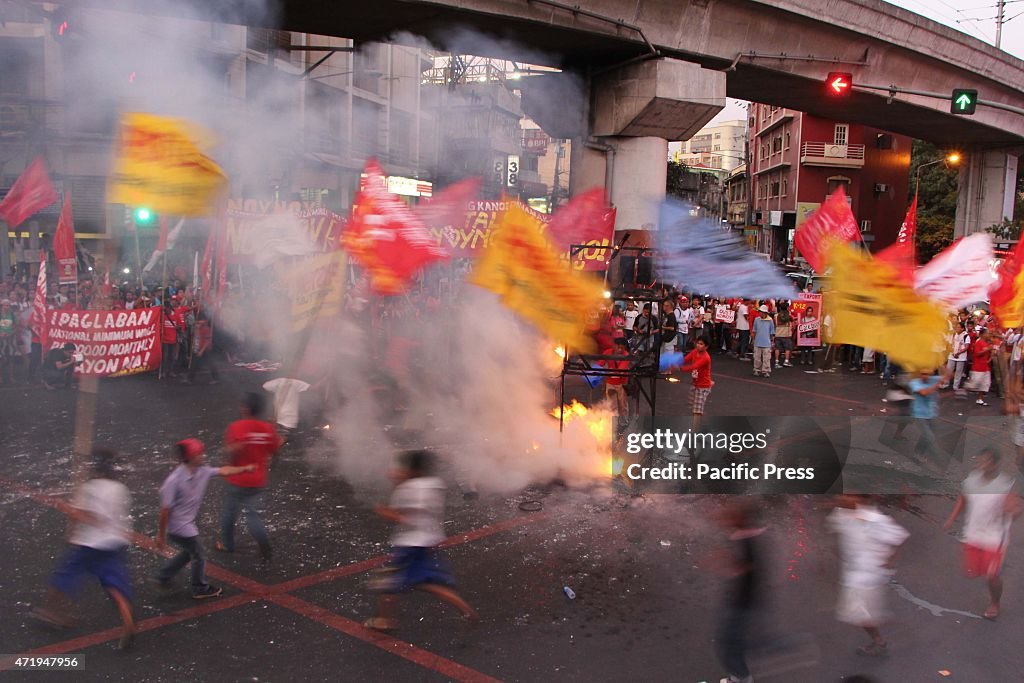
668 119 746 173
748 104 912 263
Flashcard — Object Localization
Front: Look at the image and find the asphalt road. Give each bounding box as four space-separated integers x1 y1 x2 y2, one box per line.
0 353 1021 682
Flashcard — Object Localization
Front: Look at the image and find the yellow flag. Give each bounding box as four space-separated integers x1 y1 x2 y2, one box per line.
471 202 604 352
108 113 227 216
827 243 947 371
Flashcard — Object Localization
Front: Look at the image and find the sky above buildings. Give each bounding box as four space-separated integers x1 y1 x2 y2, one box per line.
710 0 1022 125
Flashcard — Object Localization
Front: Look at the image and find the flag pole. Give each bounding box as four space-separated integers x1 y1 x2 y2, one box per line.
133 226 143 290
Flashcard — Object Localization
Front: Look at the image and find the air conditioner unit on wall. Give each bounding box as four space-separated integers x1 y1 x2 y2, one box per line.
825 144 847 158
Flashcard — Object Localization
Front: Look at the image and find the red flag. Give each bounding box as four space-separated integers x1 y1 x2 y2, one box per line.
216 218 228 304
0 157 58 228
31 250 48 343
545 188 615 248
343 159 449 295
53 193 78 285
875 196 917 281
793 187 862 273
990 237 1024 328
200 226 215 297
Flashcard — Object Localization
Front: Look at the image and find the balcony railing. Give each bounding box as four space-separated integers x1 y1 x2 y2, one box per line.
800 141 865 160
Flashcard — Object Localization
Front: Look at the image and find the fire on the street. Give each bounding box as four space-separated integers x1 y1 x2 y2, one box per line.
549 399 615 476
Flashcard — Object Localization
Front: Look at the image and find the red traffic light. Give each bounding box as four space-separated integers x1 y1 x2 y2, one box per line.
826 72 852 96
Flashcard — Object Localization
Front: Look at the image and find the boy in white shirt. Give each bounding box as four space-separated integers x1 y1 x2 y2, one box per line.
827 495 909 657
945 448 1020 619
34 450 136 649
364 449 476 631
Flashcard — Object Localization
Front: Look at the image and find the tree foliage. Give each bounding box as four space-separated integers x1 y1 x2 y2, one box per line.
916 214 954 263
910 140 959 263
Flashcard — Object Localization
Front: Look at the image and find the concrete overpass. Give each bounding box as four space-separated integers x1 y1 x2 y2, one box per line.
98 0 1024 233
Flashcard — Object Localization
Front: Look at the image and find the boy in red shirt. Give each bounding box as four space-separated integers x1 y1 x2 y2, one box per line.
217 393 282 560
603 338 630 416
966 332 993 406
677 337 713 416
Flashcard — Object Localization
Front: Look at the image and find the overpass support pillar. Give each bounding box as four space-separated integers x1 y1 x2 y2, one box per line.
954 149 1020 238
570 58 726 231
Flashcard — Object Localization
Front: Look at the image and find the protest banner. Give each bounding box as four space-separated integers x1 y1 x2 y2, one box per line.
426 197 614 271
45 307 162 377
224 199 345 263
793 292 822 347
714 304 735 324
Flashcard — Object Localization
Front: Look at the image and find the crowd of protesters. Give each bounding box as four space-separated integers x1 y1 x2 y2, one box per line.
585 283 1021 419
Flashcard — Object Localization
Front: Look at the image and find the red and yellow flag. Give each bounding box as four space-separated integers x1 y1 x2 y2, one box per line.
991 238 1024 328
471 201 605 352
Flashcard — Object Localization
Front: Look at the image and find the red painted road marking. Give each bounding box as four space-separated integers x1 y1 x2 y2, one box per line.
269 593 503 683
272 512 548 595
0 595 256 670
715 372 868 406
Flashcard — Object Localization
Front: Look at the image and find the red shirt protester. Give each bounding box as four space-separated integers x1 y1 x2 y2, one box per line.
678 347 712 388
161 308 178 344
602 346 630 386
971 337 991 373
224 418 281 488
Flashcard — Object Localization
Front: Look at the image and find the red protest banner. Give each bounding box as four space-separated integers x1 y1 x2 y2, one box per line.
425 192 616 271
45 306 162 377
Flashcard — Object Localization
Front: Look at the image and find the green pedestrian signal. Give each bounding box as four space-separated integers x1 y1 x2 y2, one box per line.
133 207 157 228
951 89 977 115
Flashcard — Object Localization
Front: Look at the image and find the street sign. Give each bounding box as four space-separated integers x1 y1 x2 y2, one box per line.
951 89 978 115
826 72 852 97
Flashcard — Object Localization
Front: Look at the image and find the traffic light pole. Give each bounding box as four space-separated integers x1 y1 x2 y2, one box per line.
851 82 1024 117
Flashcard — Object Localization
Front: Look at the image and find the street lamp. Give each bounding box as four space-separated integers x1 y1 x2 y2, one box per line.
915 152 961 195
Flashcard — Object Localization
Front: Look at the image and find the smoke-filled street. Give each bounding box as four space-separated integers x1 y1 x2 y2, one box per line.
3 357 1023 682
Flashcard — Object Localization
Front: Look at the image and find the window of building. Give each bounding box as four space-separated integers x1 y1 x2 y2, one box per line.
352 97 380 154
714 133 722 139
827 177 851 193
523 155 539 172
782 179 788 196
784 131 791 149
247 28 291 56
860 220 872 233
772 136 782 154
834 124 849 146
713 144 721 152
353 43 384 93
389 110 413 162
770 181 780 197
